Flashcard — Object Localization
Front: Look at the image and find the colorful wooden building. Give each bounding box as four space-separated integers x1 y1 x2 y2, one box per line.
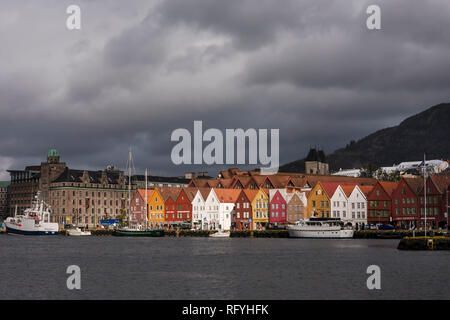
367 181 398 225
130 189 153 227
418 175 449 229
306 182 330 218
391 177 422 229
233 190 257 230
269 189 287 226
251 188 269 230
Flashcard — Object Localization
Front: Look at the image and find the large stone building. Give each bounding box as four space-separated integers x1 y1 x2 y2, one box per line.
7 149 135 227
49 166 131 227
305 148 329 175
0 181 10 219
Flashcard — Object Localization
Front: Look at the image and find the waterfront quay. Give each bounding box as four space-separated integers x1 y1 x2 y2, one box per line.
3 150 449 232
44 228 447 239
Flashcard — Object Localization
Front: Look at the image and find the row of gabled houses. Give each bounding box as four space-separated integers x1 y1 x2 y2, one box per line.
129 170 450 230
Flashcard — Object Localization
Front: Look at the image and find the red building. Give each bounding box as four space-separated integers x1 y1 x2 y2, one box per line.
173 187 197 226
233 189 258 230
367 181 398 225
269 189 287 226
130 189 153 227
418 175 450 229
159 187 181 228
391 178 422 229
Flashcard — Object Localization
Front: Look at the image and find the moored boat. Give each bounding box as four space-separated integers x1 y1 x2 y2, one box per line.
112 228 165 237
287 217 354 239
67 226 91 236
209 230 230 238
4 193 59 236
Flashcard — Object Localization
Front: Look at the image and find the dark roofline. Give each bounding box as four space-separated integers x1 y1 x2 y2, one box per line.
132 175 190 184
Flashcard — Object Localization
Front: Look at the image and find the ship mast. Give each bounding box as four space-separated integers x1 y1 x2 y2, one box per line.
126 147 136 228
145 168 148 230
423 153 427 237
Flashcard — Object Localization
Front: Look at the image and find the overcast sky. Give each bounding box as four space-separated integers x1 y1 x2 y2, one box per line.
1 0 449 179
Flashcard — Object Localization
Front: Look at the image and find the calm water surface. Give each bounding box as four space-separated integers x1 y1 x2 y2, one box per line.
0 235 449 299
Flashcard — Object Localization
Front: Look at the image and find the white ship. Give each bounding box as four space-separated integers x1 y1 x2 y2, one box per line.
287 218 354 239
4 193 59 236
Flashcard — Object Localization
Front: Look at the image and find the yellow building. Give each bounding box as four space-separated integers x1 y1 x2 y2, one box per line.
148 188 165 228
250 188 269 230
306 182 330 218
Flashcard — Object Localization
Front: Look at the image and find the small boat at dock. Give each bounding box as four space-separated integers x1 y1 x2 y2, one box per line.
67 226 91 236
209 230 230 238
112 228 164 237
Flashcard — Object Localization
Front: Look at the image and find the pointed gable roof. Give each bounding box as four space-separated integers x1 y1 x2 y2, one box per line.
158 187 181 202
213 188 242 203
320 182 359 198
378 181 399 196
137 189 154 201
341 185 357 197
196 187 212 201
243 189 259 202
402 177 423 194
181 187 198 201
359 185 374 196
430 175 450 194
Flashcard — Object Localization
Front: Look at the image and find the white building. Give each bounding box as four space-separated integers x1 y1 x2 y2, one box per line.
344 185 368 228
192 188 241 230
191 188 210 230
213 189 241 231
330 184 368 228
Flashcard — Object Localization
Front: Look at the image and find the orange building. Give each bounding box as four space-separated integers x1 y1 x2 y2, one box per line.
306 182 331 218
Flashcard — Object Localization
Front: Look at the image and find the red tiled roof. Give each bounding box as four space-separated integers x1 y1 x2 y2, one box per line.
158 187 182 202
403 177 423 194
137 189 154 201
182 187 199 201
379 181 399 196
320 182 359 198
213 188 242 203
430 175 450 193
197 187 212 201
359 185 374 196
243 189 259 202
341 185 357 197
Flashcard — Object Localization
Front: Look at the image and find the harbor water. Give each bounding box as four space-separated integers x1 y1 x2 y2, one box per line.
0 236 449 299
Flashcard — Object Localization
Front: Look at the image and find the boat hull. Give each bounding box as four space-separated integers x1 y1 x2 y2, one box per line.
67 230 91 236
287 228 354 239
5 225 58 236
209 231 230 238
112 229 165 237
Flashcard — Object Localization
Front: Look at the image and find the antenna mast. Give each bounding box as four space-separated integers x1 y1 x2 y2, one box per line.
145 168 148 230
126 147 136 227
423 153 427 237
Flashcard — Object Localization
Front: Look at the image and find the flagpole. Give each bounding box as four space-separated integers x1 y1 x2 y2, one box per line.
423 153 427 237
145 168 148 230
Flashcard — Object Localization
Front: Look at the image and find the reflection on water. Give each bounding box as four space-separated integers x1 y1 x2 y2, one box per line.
0 236 448 300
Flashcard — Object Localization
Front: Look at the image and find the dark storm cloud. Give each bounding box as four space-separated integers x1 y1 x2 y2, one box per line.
0 0 449 179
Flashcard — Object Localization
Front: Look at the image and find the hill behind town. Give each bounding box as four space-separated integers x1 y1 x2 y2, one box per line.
280 103 450 172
